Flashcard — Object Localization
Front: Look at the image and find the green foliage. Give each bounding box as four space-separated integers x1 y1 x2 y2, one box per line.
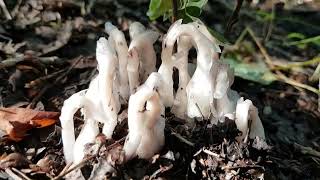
286 33 320 49
147 0 208 21
223 57 277 85
147 0 172 21
255 10 274 22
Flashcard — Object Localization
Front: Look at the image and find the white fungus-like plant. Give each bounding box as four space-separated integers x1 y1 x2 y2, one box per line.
60 37 119 164
164 22 219 119
128 23 159 82
105 22 130 102
235 98 265 141
124 72 165 161
59 20 266 170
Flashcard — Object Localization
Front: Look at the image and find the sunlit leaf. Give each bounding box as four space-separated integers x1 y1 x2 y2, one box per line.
287 32 306 40
186 0 208 8
147 0 208 21
0 108 59 141
222 57 277 85
147 0 172 21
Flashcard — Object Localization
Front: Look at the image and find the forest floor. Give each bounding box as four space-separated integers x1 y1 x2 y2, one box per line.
0 0 319 179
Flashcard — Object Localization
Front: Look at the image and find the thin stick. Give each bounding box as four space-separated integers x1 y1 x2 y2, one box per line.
203 149 220 158
0 0 12 20
149 163 173 179
287 35 320 46
170 128 195 147
222 164 264 171
247 27 320 95
224 0 244 36
171 0 178 23
274 57 320 71
52 137 126 180
220 0 244 56
11 168 32 180
28 56 82 109
264 1 275 42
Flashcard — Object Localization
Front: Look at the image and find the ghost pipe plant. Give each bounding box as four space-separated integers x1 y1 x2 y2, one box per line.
129 21 146 40
170 36 192 118
59 20 266 168
128 22 160 82
162 21 220 119
60 37 119 164
235 98 265 142
123 72 165 161
170 20 222 118
105 22 130 102
127 47 140 94
157 20 182 107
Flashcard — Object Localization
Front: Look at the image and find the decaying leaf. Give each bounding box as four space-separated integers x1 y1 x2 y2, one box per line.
223 57 277 85
0 153 30 169
0 108 59 141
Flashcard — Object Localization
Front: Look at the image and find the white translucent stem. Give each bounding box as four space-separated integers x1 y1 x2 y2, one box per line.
96 37 119 137
60 90 86 164
105 22 130 101
73 117 99 164
124 73 165 161
127 47 140 94
129 22 146 40
235 98 265 141
129 30 159 82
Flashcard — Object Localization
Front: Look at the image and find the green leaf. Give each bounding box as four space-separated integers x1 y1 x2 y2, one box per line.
147 0 172 21
255 10 274 21
287 32 306 40
222 57 277 85
147 0 208 21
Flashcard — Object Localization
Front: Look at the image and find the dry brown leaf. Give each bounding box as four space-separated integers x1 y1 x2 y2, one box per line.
0 108 59 141
0 153 30 169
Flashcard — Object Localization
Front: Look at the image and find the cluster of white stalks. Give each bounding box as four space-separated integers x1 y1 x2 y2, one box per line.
60 20 265 168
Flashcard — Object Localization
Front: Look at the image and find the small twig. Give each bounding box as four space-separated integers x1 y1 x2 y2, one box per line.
287 35 320 46
5 168 23 180
310 63 320 82
53 137 126 180
57 162 72 177
220 0 244 57
28 56 82 109
170 128 194 147
203 149 220 158
171 0 178 23
224 0 244 37
195 103 205 120
11 168 32 180
149 163 173 179
25 68 67 88
294 143 320 158
247 27 320 95
221 164 264 171
0 0 12 20
264 2 275 42
273 57 320 71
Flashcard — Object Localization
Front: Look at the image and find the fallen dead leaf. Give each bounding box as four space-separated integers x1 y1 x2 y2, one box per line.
0 108 59 141
0 153 30 169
